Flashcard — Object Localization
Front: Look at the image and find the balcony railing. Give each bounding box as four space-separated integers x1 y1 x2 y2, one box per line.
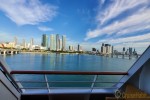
9 70 128 94
10 70 128 75
0 55 128 94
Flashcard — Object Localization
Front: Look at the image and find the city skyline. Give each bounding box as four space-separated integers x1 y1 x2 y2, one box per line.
0 34 140 55
0 0 150 54
0 33 143 54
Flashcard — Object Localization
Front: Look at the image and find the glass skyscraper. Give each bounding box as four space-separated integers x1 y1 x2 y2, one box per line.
59 38 62 50
50 34 66 51
56 34 59 51
50 34 56 51
41 34 48 49
14 37 17 46
62 35 66 51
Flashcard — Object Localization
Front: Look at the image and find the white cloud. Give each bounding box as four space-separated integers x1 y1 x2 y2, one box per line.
0 0 58 25
114 42 150 54
98 33 150 44
96 32 150 54
115 42 150 48
85 0 150 40
97 0 149 25
38 26 53 32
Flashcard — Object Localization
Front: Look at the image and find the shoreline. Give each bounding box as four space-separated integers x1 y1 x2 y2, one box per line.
20 51 81 54
20 52 50 54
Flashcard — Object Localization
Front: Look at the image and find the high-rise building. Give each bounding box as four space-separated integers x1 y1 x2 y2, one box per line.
123 47 125 54
50 34 56 51
129 47 133 55
41 34 48 49
69 45 74 51
62 35 66 51
101 43 112 54
123 47 125 51
125 49 129 55
101 43 105 54
77 44 80 51
77 44 82 51
56 34 59 51
101 47 103 53
133 48 137 55
112 46 114 54
22 39 26 48
30 38 34 50
59 38 62 50
14 37 17 46
101 43 106 54
92 48 96 51
105 44 112 54
102 43 104 46
30 38 34 46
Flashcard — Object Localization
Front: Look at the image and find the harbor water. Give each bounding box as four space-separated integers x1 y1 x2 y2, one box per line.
2 53 137 88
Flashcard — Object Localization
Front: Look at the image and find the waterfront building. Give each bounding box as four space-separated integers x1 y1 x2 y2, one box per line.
59 38 62 51
102 43 104 46
69 46 71 51
30 38 34 50
105 44 109 52
72 46 74 51
101 43 112 54
77 44 82 51
101 44 106 54
56 34 59 51
112 46 114 54
62 35 66 51
14 37 17 47
105 44 111 54
34 45 41 50
129 47 133 55
133 48 137 55
0 42 15 49
101 46 103 53
125 49 129 55
69 45 74 51
22 39 26 48
123 47 125 54
27 43 30 49
123 47 125 51
92 48 96 51
50 34 56 51
77 44 80 51
41 34 48 49
31 38 34 46
114 50 118 55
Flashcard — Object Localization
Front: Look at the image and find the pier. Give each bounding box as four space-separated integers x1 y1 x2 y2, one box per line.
88 52 140 59
0 49 19 55
111 54 140 59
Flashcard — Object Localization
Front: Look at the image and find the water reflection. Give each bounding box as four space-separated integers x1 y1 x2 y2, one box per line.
50 53 56 69
4 53 136 71
3 53 137 87
61 54 65 69
41 54 46 70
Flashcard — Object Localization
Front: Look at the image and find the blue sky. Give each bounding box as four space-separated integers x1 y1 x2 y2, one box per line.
0 0 150 53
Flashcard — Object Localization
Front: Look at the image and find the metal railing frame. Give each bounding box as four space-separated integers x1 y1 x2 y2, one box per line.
10 70 128 94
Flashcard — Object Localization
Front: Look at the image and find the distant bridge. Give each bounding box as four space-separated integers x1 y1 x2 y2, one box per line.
0 49 19 55
88 52 140 59
111 54 140 59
